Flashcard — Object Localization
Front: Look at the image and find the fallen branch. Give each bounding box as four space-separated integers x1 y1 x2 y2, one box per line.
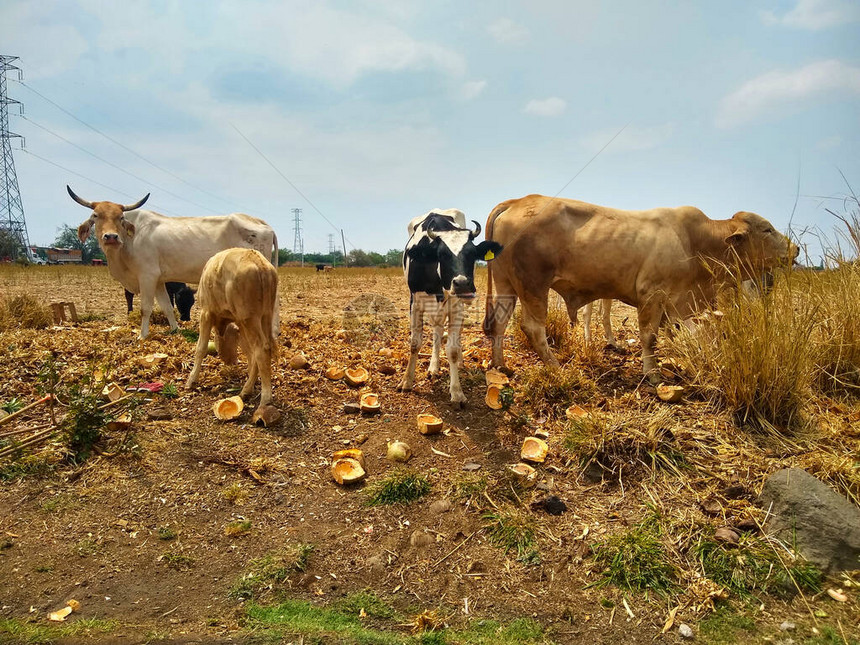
0 422 54 439
0 395 53 427
431 529 481 568
0 427 59 459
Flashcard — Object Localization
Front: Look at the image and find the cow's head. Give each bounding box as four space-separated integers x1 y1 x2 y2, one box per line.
407 218 503 299
68 185 149 250
725 211 799 275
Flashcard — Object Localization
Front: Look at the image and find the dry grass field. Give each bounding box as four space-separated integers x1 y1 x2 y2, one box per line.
0 263 858 644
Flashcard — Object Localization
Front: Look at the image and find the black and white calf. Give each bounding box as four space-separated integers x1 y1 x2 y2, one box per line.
398 209 502 407
125 282 195 321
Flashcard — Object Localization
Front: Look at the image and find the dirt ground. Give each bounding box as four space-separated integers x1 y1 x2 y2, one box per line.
0 265 858 644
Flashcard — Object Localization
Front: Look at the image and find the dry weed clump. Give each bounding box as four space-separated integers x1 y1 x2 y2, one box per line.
0 293 53 331
517 363 597 415
563 407 686 483
664 278 818 433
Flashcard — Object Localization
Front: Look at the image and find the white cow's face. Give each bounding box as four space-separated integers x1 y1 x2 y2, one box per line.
727 211 799 271
69 186 148 251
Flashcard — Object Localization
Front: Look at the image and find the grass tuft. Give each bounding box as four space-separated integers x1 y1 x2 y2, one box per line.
366 470 431 506
591 512 676 595
230 543 314 601
517 363 597 415
483 508 540 565
0 293 52 331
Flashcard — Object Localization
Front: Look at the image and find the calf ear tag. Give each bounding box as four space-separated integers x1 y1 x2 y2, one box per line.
484 250 495 261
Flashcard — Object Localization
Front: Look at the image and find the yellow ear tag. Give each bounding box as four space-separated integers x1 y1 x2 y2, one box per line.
484 250 495 261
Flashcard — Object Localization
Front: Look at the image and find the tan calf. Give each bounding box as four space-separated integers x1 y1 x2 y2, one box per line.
186 248 279 410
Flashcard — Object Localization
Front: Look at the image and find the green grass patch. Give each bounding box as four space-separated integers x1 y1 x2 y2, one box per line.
694 530 822 600
332 591 396 619
590 512 676 596
366 470 431 506
157 526 176 541
230 543 315 601
160 551 195 570
179 328 199 343
0 617 118 644
697 605 757 644
483 509 540 565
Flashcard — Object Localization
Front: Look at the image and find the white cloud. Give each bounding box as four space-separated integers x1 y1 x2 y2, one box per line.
580 123 674 153
523 97 566 117
461 80 487 100
761 0 860 30
716 60 860 128
487 18 530 45
0 3 89 79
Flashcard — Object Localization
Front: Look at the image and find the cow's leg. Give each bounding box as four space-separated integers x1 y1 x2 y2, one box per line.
154 283 179 331
637 301 665 383
237 322 258 399
124 290 134 314
599 299 617 346
186 311 213 389
138 279 158 339
581 301 592 343
427 300 446 377
486 275 518 369
446 299 467 407
398 299 424 391
520 293 559 367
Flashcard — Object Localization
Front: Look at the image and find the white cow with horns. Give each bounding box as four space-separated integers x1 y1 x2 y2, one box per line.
68 186 279 339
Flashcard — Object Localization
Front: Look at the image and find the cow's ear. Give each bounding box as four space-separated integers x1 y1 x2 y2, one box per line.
725 229 748 246
122 219 136 238
476 240 503 260
77 219 93 243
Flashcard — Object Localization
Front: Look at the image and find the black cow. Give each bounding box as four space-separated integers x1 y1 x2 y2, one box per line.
397 208 502 407
125 282 195 321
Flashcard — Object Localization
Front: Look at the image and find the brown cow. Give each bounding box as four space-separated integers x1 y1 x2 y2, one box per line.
483 195 797 382
186 248 279 410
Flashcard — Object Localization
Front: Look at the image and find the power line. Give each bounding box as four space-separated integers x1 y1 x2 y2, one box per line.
22 115 216 213
230 123 356 250
21 148 182 216
17 80 241 212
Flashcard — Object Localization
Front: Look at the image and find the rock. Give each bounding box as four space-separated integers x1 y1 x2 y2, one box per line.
289 353 309 370
146 406 173 421
366 555 385 577
678 623 694 639
409 530 434 547
757 468 860 571
342 402 361 415
532 495 567 516
462 462 481 472
779 621 796 632
700 497 722 516
430 499 452 514
735 517 758 533
714 527 740 547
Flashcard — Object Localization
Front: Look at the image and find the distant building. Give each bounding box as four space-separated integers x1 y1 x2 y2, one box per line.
46 247 83 264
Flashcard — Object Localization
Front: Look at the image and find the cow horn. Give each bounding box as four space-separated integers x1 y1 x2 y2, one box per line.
427 227 440 240
469 220 482 240
67 185 94 209
122 193 150 211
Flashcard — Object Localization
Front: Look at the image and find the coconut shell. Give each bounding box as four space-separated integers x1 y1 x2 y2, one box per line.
359 392 380 413
508 462 537 484
485 369 510 386
485 384 504 410
417 413 443 435
521 437 548 463
331 457 366 484
345 367 370 387
386 440 412 462
140 352 168 367
213 395 244 420
251 404 281 427
325 366 346 380
565 404 590 420
101 382 124 402
106 413 132 432
656 384 685 403
332 448 365 469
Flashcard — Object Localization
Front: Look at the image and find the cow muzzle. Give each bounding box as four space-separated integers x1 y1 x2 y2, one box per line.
102 233 121 246
452 276 476 300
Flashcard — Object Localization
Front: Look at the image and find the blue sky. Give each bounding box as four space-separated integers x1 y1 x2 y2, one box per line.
2 0 859 263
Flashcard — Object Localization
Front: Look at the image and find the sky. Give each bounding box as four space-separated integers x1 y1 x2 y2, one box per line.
2 0 859 264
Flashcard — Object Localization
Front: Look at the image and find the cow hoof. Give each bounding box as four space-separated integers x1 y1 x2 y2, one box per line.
396 381 413 392
450 399 467 410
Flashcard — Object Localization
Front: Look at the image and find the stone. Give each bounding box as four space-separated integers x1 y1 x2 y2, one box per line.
757 468 860 571
714 527 740 547
342 403 361 415
531 495 567 516
146 406 173 421
409 530 434 547
779 621 796 632
289 353 309 370
678 623 694 639
430 499 452 514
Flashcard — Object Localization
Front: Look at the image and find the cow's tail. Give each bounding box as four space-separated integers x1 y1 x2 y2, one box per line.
482 201 508 338
271 230 279 268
